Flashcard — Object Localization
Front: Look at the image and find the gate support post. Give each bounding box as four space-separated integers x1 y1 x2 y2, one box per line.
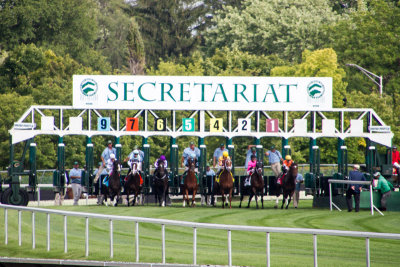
28 142 37 194
199 138 206 195
170 137 179 192
227 139 235 176
83 137 93 194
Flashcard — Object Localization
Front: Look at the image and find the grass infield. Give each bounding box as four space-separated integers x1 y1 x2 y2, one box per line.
0 199 399 266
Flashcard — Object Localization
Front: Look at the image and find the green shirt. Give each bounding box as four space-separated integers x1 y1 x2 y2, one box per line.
373 175 393 194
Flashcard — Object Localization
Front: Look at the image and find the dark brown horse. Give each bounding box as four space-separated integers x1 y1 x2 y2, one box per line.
124 162 141 206
153 161 169 207
214 158 234 209
105 160 122 206
182 158 198 207
275 163 298 209
239 161 264 209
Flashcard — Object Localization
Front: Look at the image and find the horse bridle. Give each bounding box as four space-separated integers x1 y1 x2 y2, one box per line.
224 159 232 171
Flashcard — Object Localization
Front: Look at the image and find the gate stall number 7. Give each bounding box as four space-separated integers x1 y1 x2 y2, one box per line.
126 117 139 131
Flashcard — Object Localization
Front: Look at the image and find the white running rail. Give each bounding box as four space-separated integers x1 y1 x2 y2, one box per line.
1 204 400 267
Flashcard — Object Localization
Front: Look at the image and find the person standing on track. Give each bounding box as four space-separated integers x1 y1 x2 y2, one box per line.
69 161 82 206
181 141 201 168
373 172 394 211
346 164 365 212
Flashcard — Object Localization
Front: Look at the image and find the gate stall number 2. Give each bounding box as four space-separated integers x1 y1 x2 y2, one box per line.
97 117 111 131
238 118 251 132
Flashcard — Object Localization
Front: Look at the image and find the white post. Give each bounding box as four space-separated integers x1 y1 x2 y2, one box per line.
64 215 67 253
4 208 7 245
18 210 22 246
110 220 113 258
370 184 374 216
366 237 370 267
266 232 270 267
162 224 165 264
193 227 197 265
135 222 139 262
379 76 383 97
47 213 50 251
228 230 232 267
313 234 318 267
38 187 41 206
85 217 89 257
329 183 332 211
32 212 35 249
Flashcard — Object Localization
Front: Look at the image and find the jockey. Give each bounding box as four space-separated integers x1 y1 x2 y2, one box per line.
104 154 120 186
181 153 198 184
277 155 293 185
245 154 257 186
216 151 230 180
154 155 168 179
127 150 144 186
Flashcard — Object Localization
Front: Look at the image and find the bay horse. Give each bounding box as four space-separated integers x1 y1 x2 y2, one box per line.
275 162 298 209
182 158 198 207
239 161 264 209
213 158 234 209
153 161 169 207
105 160 122 206
124 162 141 206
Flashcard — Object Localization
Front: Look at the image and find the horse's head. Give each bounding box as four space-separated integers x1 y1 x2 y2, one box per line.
256 161 263 174
224 158 232 172
112 160 120 172
289 162 298 177
130 162 138 174
187 157 196 171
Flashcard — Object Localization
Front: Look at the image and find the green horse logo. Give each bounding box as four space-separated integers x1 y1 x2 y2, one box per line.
307 81 325 99
80 78 98 97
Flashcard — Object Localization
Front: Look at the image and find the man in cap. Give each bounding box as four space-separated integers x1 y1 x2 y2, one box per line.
346 164 365 212
213 143 228 168
181 141 201 168
69 161 82 206
101 140 116 166
245 145 257 169
373 172 394 211
94 161 108 205
265 145 283 179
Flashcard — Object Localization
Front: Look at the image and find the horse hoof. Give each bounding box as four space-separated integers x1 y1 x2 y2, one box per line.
285 206 288 209
246 206 249 209
274 205 277 209
239 205 241 208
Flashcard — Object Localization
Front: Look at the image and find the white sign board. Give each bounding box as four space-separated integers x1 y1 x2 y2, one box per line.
369 126 391 133
73 75 332 111
13 122 36 130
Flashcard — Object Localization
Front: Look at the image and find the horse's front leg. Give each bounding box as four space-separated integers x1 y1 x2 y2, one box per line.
221 190 225 209
261 190 264 209
247 190 254 208
281 193 286 209
183 189 187 207
229 188 232 209
286 192 293 209
253 188 259 209
126 189 130 207
239 190 244 208
192 189 196 207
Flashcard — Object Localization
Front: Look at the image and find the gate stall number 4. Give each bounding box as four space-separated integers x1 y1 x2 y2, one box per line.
182 118 195 132
97 117 111 131
210 118 223 132
238 118 251 132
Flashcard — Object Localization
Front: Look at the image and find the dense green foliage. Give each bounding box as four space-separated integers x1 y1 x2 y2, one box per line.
0 0 399 169
1 202 400 266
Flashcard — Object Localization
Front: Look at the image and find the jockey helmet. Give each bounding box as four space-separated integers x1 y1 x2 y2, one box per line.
160 155 166 161
285 155 292 160
133 149 139 155
251 154 257 159
190 153 196 159
110 153 116 159
223 151 229 157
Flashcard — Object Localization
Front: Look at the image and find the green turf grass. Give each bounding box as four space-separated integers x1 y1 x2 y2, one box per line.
1 199 399 266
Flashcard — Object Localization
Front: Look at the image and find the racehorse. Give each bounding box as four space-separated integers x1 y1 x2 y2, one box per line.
124 162 141 206
153 161 169 207
213 158 234 209
105 160 122 206
182 158 198 207
239 161 264 209
275 162 298 209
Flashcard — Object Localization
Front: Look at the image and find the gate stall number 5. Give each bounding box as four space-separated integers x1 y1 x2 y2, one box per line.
97 117 111 131
182 118 195 132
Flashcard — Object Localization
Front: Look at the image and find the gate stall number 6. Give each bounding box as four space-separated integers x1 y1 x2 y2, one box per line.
238 118 251 132
126 117 139 131
97 117 111 131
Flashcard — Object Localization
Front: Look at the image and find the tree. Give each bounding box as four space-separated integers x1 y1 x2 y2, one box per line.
204 0 340 62
126 18 145 75
128 0 208 67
